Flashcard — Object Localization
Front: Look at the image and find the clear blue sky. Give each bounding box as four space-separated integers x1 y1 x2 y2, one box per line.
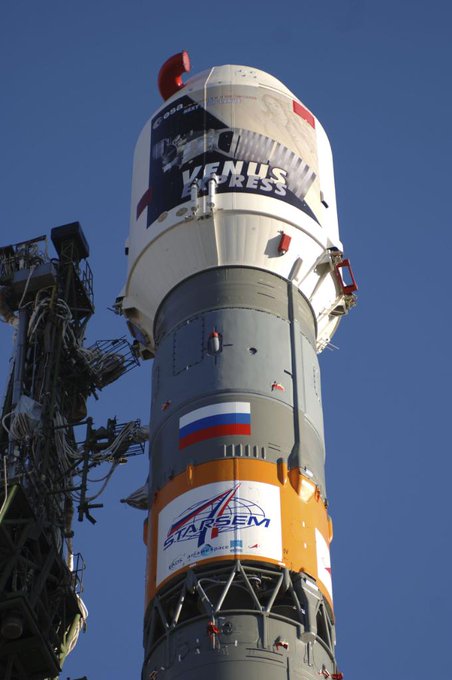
1 1 451 678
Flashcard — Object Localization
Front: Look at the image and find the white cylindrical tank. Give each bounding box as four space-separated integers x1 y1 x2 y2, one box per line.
120 62 356 354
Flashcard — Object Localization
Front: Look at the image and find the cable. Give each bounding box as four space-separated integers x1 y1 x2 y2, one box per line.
1 411 13 436
0 456 9 517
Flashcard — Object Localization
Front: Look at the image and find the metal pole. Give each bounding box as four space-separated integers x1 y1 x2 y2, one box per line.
8 307 28 475
11 307 28 408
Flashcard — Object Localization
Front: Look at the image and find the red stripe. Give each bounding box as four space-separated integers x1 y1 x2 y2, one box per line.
210 485 240 540
292 100 315 128
136 187 152 219
179 423 251 449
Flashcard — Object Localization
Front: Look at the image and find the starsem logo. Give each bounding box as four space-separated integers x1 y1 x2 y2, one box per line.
163 484 271 550
157 481 282 585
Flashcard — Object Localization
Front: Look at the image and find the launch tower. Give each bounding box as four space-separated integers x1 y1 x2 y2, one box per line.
0 224 144 679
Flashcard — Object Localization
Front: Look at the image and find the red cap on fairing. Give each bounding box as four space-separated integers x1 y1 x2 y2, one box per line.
157 51 191 100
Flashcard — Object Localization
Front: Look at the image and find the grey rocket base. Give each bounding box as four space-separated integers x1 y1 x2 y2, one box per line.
141 268 338 680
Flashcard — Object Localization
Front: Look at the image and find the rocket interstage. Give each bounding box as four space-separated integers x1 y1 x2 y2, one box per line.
119 55 356 680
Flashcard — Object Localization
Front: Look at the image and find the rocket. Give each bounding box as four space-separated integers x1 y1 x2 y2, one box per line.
118 52 357 680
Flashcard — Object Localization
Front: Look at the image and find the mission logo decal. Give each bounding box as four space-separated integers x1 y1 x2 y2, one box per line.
179 402 251 450
156 481 282 586
139 94 318 226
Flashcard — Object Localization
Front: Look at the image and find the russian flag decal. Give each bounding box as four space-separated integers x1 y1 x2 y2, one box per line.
179 402 251 450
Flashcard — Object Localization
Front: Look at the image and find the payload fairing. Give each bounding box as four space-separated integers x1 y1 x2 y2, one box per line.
119 52 356 680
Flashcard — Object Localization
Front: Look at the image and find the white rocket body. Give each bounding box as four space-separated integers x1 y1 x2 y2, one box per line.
122 65 350 356
120 58 355 680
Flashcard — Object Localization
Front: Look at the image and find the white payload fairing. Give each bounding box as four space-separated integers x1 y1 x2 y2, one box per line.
119 52 356 680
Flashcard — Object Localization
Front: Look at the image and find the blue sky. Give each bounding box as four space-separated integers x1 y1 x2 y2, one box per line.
1 1 451 678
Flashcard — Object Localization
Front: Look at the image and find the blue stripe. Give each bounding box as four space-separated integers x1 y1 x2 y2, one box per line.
179 413 251 438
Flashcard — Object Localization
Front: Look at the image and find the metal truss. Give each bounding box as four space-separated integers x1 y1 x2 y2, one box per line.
144 561 336 661
0 485 82 680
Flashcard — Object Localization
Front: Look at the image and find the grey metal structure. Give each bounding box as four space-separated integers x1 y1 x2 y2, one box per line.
150 269 325 493
0 224 144 679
